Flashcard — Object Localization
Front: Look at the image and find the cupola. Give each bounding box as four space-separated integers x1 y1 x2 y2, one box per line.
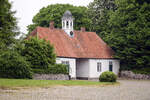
62 10 74 37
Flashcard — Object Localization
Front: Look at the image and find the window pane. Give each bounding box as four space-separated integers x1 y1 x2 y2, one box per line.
97 62 101 72
97 65 99 72
67 21 69 28
99 63 101 72
63 21 65 27
109 65 112 71
62 61 66 64
61 61 70 73
109 61 112 65
109 61 113 71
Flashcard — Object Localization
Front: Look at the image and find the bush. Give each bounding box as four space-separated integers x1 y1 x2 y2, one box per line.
0 51 32 79
132 68 150 75
99 71 117 82
16 37 56 69
48 64 68 74
32 64 68 74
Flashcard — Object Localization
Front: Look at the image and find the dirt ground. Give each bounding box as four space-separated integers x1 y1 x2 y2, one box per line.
0 80 150 100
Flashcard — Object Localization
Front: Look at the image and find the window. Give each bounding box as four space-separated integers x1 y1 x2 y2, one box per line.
62 61 70 73
70 21 72 27
97 62 101 72
63 21 65 27
66 21 69 28
109 61 113 71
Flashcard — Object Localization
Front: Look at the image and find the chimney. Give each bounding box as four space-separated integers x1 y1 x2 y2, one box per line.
49 21 54 29
81 27 86 32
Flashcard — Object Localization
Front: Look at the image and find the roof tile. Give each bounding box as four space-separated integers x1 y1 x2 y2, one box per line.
30 27 114 59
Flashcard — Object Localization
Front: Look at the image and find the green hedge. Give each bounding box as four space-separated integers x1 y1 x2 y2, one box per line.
132 68 150 75
16 37 56 69
0 51 32 79
99 71 117 82
32 64 68 74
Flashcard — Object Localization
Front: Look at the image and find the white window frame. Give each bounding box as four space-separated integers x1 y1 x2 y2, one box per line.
97 62 101 72
61 61 71 73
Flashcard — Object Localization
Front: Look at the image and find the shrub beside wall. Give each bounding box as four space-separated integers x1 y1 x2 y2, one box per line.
132 68 150 75
99 71 117 82
20 37 56 69
32 64 68 74
0 38 68 79
0 51 32 79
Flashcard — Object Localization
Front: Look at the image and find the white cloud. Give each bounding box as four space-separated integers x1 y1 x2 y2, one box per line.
9 0 93 34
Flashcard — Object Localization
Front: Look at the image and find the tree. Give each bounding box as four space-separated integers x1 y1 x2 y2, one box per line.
16 37 56 69
0 50 32 79
0 0 19 50
105 0 150 70
27 4 92 34
88 0 116 38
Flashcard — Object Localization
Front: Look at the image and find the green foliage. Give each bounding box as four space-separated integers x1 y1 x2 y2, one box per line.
105 0 150 69
16 37 56 69
32 64 68 74
50 64 68 74
0 50 32 79
132 68 150 75
15 37 69 75
88 0 116 37
0 0 19 49
27 4 92 34
99 71 117 82
89 0 150 70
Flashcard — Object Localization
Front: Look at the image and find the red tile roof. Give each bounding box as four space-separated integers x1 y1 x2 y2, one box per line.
29 27 114 59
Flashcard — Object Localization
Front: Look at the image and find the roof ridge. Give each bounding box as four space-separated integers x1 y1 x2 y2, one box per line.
36 26 97 33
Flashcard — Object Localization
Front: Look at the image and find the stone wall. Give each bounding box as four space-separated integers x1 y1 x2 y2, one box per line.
120 71 150 80
33 74 70 80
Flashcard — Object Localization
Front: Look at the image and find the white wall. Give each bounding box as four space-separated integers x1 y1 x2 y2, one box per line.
76 59 89 78
56 57 120 79
89 59 120 78
56 57 76 78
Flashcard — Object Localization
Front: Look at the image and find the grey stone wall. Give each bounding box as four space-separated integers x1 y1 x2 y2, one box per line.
33 74 69 80
120 71 150 80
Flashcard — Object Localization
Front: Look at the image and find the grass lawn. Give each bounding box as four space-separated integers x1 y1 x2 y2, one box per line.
0 78 118 89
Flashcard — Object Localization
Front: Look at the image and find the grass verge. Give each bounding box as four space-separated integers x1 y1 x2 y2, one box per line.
0 78 119 89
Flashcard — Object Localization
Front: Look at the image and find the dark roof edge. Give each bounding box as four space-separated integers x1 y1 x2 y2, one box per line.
57 56 119 60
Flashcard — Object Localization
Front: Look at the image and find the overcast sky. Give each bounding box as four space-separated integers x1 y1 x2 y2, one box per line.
9 0 94 34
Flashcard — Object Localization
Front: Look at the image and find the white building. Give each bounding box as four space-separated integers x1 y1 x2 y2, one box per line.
30 10 120 80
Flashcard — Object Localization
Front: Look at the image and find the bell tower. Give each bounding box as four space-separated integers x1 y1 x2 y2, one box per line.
62 10 74 37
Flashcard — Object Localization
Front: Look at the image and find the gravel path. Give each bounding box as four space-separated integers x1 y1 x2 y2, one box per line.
0 80 150 100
